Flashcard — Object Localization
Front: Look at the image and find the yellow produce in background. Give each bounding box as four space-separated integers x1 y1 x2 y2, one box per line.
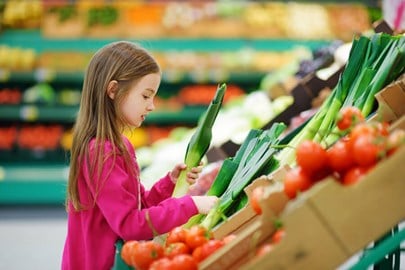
123 127 149 148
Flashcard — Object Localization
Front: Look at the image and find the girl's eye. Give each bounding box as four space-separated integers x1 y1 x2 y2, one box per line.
143 95 150 100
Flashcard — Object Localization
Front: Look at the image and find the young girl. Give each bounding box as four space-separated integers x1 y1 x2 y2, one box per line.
61 41 219 270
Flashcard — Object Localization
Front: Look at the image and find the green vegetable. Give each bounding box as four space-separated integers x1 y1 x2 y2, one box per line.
172 83 227 197
183 129 261 228
200 123 286 230
277 32 405 166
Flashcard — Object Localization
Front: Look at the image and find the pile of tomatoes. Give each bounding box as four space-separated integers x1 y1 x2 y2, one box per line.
121 225 236 270
283 106 405 199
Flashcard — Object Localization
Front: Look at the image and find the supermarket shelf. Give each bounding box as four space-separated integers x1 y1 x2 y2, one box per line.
0 164 68 204
0 29 330 52
0 104 78 123
0 104 206 124
0 69 267 85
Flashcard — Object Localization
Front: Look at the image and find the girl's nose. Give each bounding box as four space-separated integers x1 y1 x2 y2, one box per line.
147 102 155 111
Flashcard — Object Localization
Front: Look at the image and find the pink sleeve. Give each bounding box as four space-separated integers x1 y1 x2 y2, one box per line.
140 173 176 207
84 142 198 241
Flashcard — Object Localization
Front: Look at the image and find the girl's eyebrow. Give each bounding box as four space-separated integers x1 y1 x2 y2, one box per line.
145 88 156 94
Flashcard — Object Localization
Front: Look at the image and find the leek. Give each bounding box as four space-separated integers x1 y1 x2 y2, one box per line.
183 129 262 228
172 83 227 197
277 32 405 166
200 123 286 230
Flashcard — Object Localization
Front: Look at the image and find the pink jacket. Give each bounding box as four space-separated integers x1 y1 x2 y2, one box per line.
62 137 198 270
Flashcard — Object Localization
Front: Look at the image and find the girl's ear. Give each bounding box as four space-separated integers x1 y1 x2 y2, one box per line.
107 80 118 100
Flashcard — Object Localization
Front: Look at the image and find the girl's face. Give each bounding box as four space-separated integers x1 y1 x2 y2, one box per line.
121 73 161 127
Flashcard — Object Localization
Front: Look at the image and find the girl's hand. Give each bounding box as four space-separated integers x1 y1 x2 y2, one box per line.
170 162 204 184
191 196 219 214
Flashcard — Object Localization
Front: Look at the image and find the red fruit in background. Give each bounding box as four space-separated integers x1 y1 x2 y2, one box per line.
171 254 198 270
130 240 164 270
166 226 188 245
250 186 265 215
271 228 286 244
352 133 386 167
148 257 172 270
164 242 190 259
296 140 328 176
185 225 213 250
336 106 365 131
327 139 355 175
283 167 313 199
192 239 224 262
121 240 139 266
342 166 371 186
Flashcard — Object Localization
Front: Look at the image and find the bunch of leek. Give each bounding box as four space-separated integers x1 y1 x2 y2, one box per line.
276 32 405 166
172 83 227 197
198 122 286 230
183 129 262 227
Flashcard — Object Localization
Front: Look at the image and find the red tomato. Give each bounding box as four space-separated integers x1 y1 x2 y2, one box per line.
255 243 273 257
201 239 224 259
352 133 386 167
348 123 378 149
185 225 213 250
171 254 198 270
192 239 224 262
121 240 138 266
296 140 328 176
283 167 313 199
250 186 265 215
327 139 355 175
191 245 204 262
342 166 371 186
375 121 390 137
148 257 173 270
336 106 365 131
271 228 286 244
166 226 188 245
131 240 164 270
164 242 190 259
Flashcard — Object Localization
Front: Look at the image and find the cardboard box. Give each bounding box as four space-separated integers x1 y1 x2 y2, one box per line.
236 117 405 269
200 165 291 270
372 73 405 123
239 200 347 270
212 166 289 239
200 194 283 270
306 143 405 256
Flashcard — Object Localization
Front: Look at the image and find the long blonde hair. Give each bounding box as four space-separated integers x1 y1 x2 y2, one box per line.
67 41 160 211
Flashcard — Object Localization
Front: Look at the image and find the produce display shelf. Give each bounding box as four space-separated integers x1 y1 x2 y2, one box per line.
0 104 206 125
0 69 267 85
0 163 68 204
0 29 330 52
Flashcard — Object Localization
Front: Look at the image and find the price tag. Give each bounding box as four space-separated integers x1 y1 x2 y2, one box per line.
0 69 10 82
34 68 55 82
20 105 39 121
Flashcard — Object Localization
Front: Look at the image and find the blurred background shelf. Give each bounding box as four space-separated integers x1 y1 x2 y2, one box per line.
0 0 380 206
0 69 268 85
0 164 68 204
0 104 206 124
0 29 331 52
